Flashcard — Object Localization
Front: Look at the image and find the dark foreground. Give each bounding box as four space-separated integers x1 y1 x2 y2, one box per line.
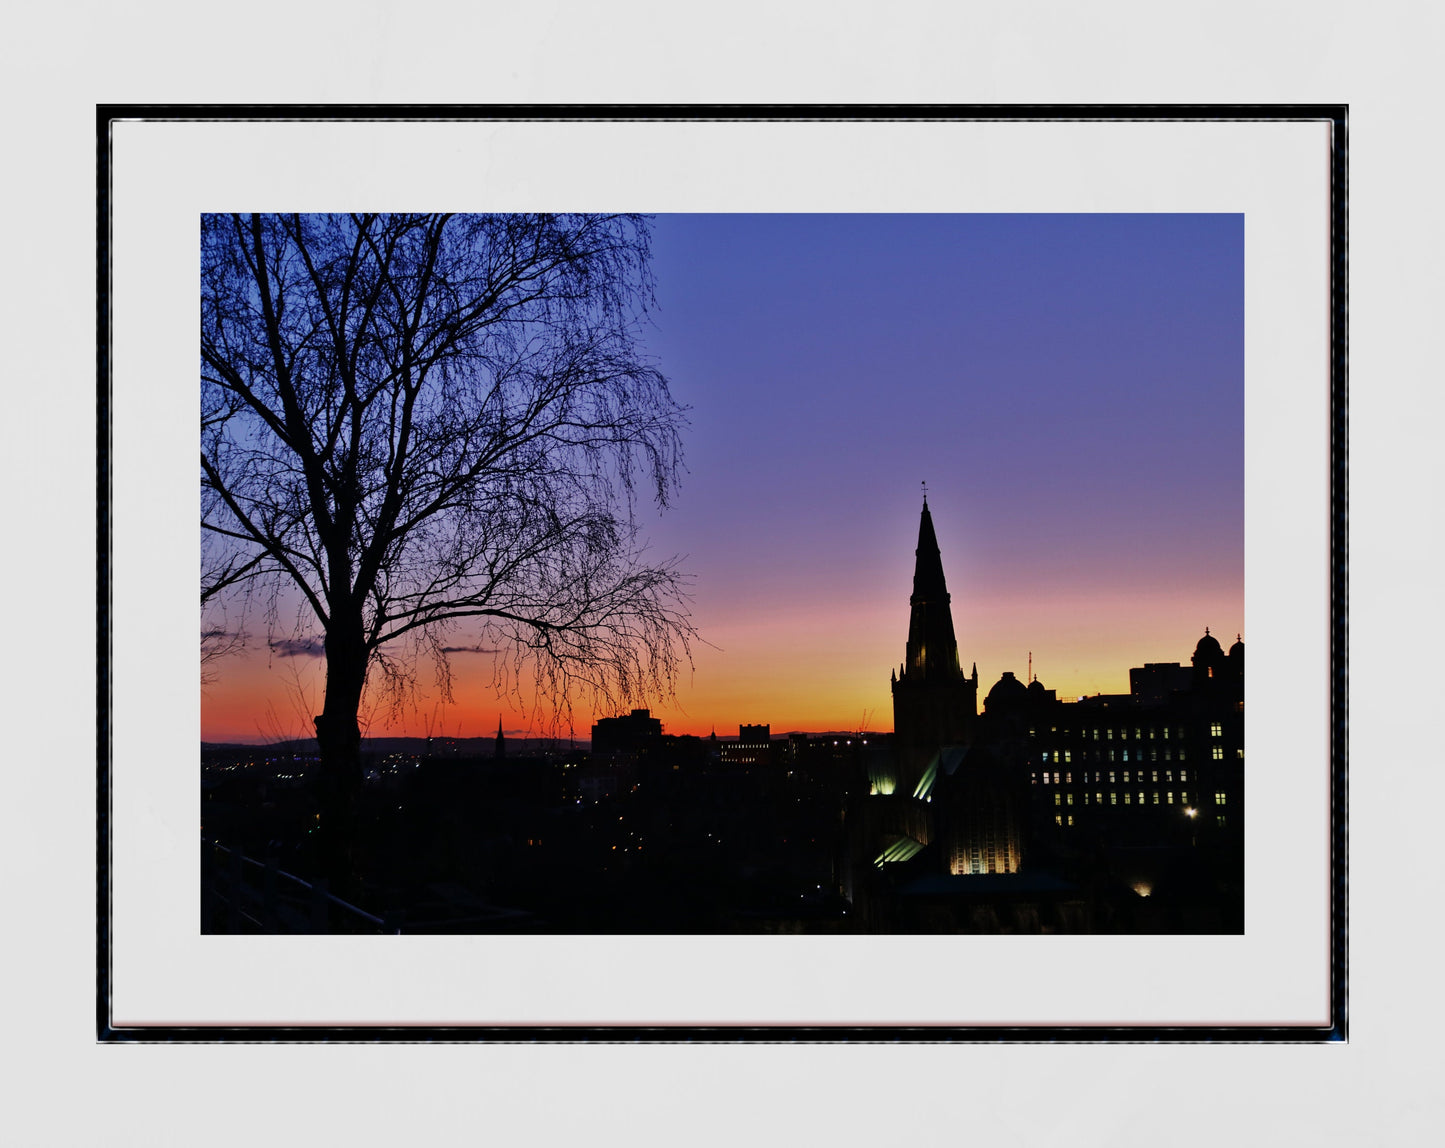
201 740 1242 935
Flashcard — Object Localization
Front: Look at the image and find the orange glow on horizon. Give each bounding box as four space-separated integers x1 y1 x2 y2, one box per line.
202 584 1241 744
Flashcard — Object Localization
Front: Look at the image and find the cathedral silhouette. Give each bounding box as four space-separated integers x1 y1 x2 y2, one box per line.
849 498 1244 932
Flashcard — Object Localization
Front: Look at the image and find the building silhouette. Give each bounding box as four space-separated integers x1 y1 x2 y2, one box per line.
888 497 977 798
722 724 772 769
1018 628 1244 854
590 708 663 756
853 498 1244 931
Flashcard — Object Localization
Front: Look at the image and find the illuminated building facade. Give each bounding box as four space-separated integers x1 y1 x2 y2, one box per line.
1023 631 1244 849
721 723 773 768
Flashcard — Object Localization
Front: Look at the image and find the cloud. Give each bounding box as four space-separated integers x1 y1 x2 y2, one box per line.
269 637 325 658
440 644 504 655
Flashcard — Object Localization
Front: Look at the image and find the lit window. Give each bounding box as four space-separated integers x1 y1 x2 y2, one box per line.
1064 751 1072 764
1067 793 1074 805
1055 792 1062 806
1150 748 1157 762
1217 815 1226 828
1138 792 1144 804
1215 792 1227 805
1055 814 1063 826
1180 769 1188 781
1163 727 1170 740
1108 771 1116 783
1149 727 1156 740
1110 792 1117 805
1151 770 1158 782
1123 750 1130 762
1067 815 1074 826
1152 791 1160 804
1167 791 1174 804
1042 752 1049 763
1210 722 1223 738
1107 729 1114 740
1237 748 1244 758
1096 792 1103 804
1135 729 1142 739
1164 749 1172 762
1093 729 1100 740
1212 746 1224 760
1065 771 1072 783
1124 792 1131 804
1179 749 1187 761
1083 793 1090 804
1108 750 1115 762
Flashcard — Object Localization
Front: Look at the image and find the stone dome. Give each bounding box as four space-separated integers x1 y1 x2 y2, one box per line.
987 671 1028 704
1193 630 1224 661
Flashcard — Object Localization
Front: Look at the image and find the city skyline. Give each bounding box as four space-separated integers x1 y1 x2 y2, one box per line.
201 213 1243 743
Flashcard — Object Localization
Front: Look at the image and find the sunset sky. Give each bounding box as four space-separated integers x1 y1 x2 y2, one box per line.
201 213 1243 744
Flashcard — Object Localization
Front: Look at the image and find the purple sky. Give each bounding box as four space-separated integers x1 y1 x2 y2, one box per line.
627 213 1243 732
203 213 1243 741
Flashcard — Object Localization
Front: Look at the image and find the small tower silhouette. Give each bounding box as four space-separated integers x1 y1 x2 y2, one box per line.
495 716 506 760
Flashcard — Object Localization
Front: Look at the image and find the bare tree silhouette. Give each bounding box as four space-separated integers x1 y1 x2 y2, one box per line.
201 213 692 876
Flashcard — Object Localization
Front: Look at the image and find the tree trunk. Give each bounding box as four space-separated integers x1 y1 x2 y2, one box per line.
314 614 368 892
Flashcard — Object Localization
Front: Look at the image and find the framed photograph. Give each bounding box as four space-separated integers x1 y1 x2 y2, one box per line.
99 106 1345 1038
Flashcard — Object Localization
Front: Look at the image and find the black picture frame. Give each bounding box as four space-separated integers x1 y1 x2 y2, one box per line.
97 104 1346 1042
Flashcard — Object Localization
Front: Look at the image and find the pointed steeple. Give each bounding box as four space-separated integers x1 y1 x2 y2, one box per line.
891 496 977 799
495 715 506 760
911 499 949 602
903 499 962 680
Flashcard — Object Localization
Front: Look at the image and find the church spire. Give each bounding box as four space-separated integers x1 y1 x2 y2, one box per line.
891 496 977 799
911 498 948 602
495 715 506 760
902 498 962 680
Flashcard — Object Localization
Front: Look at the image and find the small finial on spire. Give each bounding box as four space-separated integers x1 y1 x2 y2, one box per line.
1205 625 1210 636
921 480 928 505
